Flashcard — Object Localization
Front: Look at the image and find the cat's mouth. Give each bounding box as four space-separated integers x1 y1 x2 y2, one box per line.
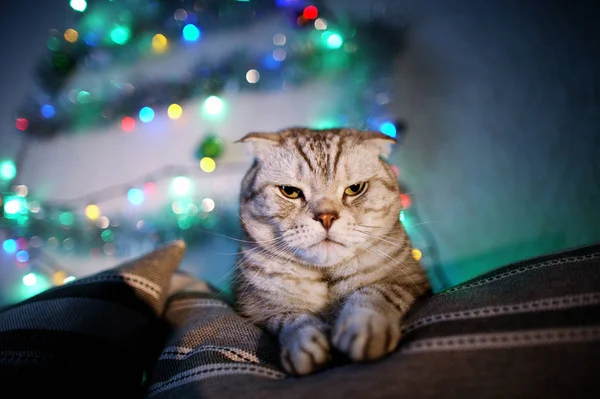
320 238 344 247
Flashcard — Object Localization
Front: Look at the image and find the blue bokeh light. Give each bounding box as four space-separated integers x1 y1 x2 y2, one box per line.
127 188 145 205
182 24 201 42
41 104 55 118
380 122 397 138
16 250 29 263
3 239 17 253
139 107 155 123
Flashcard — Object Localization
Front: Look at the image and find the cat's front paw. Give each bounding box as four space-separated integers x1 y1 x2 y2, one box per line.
280 322 331 375
332 308 400 363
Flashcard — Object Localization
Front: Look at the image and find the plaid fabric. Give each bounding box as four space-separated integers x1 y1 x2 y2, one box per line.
0 240 187 398
145 243 600 399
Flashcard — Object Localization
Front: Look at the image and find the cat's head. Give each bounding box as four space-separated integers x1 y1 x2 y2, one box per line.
237 127 402 268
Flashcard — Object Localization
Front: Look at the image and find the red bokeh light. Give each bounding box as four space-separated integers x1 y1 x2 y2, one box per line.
17 238 29 250
15 118 28 131
121 116 135 132
143 182 157 195
303 6 318 20
400 194 412 209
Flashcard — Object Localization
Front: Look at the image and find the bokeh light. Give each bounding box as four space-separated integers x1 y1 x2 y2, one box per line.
246 69 260 84
41 104 55 118
64 28 79 43
0 160 17 180
273 48 287 61
121 116 135 132
110 25 131 45
127 188 145 205
400 193 412 209
183 24 201 42
303 6 319 20
85 204 101 220
16 250 29 263
412 248 423 261
15 118 28 131
273 33 286 46
52 271 68 286
101 230 114 243
3 239 17 253
174 9 187 21
139 107 155 123
201 198 215 212
59 211 75 226
14 185 28 197
314 18 327 30
152 34 168 53
203 96 224 115
64 276 76 284
325 33 343 49
172 176 192 196
200 157 216 173
70 0 87 12
380 121 397 137
3 196 26 218
143 182 157 195
77 90 91 104
96 216 110 229
23 273 37 287
168 104 183 120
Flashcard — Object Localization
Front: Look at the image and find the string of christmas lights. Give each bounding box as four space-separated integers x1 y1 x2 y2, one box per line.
15 0 405 139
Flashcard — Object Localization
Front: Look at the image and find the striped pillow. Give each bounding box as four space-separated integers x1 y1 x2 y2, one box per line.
0 240 186 397
144 243 600 398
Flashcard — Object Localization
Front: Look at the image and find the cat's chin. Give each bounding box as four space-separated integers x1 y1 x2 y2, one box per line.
298 240 350 268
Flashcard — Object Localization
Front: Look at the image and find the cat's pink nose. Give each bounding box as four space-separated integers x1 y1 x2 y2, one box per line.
315 213 337 230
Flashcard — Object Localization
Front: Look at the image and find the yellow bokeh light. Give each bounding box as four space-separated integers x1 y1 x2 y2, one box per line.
412 248 423 261
168 103 183 120
152 34 168 53
52 270 68 286
200 157 216 173
85 204 101 220
64 28 79 43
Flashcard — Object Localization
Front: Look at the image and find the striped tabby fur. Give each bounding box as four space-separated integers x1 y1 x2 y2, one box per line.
235 127 430 375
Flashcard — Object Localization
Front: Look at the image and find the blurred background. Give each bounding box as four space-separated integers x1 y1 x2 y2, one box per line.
1 0 599 307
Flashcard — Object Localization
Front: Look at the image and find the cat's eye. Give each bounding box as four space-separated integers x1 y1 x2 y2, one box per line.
279 186 303 199
344 182 367 196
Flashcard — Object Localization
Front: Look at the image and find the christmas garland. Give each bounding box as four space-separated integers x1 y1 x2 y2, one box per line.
15 0 406 139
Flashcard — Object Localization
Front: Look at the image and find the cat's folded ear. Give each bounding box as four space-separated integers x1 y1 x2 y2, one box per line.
359 131 397 159
234 132 283 159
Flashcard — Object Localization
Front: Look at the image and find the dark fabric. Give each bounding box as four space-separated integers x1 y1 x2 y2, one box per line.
0 241 187 398
145 243 600 399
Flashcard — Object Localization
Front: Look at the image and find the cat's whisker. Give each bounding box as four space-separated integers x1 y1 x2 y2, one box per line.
355 229 401 246
407 220 441 228
359 244 418 288
196 228 288 246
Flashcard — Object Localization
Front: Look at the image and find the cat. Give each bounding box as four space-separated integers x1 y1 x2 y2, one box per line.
234 127 430 375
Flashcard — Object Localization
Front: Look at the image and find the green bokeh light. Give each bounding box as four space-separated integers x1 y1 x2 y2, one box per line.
3 196 27 219
59 212 75 226
47 37 61 51
77 91 91 104
110 25 131 45
321 32 344 49
101 229 114 242
0 160 17 180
